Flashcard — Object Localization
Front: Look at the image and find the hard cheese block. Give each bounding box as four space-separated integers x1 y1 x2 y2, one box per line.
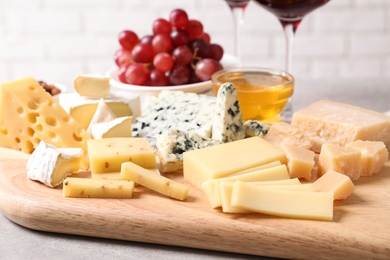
88 137 156 174
183 137 286 187
291 100 390 150
59 91 140 130
0 77 90 158
313 170 355 200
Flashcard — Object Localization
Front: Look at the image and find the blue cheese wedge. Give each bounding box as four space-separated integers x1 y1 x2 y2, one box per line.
156 129 221 172
26 141 84 188
132 90 216 148
212 82 245 143
244 120 270 137
86 98 116 136
91 116 132 139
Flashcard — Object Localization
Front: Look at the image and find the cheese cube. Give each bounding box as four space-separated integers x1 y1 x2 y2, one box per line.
73 75 111 98
0 77 90 166
183 137 286 187
318 143 362 180
59 91 141 130
88 138 156 174
345 140 389 176
313 170 355 200
282 143 315 181
291 100 390 150
201 164 290 208
63 177 134 198
121 162 189 200
231 181 334 221
263 122 312 150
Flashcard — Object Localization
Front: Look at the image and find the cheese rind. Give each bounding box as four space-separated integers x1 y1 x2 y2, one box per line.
26 141 84 187
183 137 286 187
63 177 134 198
231 181 334 221
0 77 90 168
313 170 355 200
88 138 156 174
318 143 362 180
91 116 132 139
86 98 116 136
291 100 390 150
121 162 189 200
73 75 111 98
345 140 389 176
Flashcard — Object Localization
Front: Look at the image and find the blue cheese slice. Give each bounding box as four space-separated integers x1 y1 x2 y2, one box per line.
212 82 245 143
26 141 84 188
156 129 221 172
244 120 270 137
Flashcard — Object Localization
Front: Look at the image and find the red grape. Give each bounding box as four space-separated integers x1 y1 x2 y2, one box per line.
131 43 154 63
195 58 222 81
172 45 193 65
199 32 211 43
114 48 133 67
169 65 190 85
152 18 172 35
117 64 130 83
118 30 139 51
169 9 189 29
153 52 174 72
149 69 168 86
188 65 200 84
152 33 173 54
209 43 224 61
140 35 153 44
125 63 150 85
170 29 190 47
191 38 210 58
186 19 203 39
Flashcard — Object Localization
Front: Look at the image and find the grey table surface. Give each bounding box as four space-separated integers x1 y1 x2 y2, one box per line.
0 78 389 260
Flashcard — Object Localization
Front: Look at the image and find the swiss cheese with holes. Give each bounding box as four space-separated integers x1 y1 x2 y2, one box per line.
0 77 90 167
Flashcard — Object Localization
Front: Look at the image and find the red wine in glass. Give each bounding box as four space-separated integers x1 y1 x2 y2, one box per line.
253 0 330 120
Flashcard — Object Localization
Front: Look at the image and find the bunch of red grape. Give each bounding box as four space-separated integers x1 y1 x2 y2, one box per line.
114 9 224 86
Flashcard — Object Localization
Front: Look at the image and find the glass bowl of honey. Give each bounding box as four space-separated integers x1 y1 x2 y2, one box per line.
211 67 294 122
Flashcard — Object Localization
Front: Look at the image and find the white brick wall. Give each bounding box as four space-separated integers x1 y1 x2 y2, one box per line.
0 0 389 87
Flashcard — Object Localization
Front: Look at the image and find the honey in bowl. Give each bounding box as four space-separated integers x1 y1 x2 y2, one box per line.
211 67 294 122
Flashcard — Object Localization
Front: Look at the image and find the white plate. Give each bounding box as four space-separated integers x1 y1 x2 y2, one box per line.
106 53 240 96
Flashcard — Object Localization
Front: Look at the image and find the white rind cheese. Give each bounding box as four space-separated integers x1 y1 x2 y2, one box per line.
91 116 132 139
86 99 116 136
212 82 245 143
26 141 84 188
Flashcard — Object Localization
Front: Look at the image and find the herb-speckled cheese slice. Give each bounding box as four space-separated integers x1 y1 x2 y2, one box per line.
212 82 245 143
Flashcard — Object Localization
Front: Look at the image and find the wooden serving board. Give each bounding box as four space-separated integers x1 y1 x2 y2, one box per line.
0 147 389 259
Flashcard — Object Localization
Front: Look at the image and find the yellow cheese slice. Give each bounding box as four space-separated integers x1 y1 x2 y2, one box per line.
201 164 290 208
88 137 156 174
73 75 110 98
231 181 334 221
313 170 355 200
183 137 286 187
0 77 90 168
121 162 189 201
63 177 134 198
226 160 281 177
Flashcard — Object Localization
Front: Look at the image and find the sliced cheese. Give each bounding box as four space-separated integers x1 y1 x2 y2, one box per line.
26 141 84 187
231 181 334 221
318 143 362 180
313 170 355 200
0 77 90 168
121 162 189 201
227 160 281 177
63 177 134 198
59 91 141 130
88 137 156 174
219 179 303 213
91 116 132 139
183 137 286 187
201 164 290 208
282 143 315 181
291 100 390 150
86 98 116 136
73 74 110 98
345 140 389 176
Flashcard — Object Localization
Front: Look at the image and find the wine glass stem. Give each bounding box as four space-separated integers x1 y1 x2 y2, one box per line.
282 22 297 73
230 7 246 63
